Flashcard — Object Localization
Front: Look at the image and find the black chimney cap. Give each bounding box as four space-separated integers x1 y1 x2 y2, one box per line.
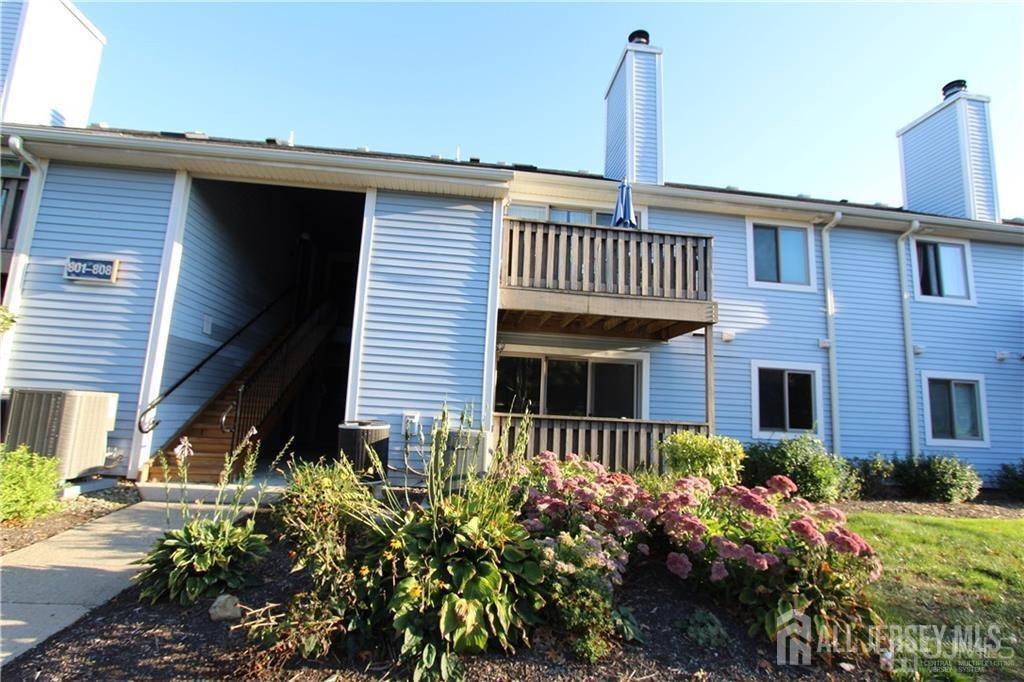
942 79 967 100
628 30 650 45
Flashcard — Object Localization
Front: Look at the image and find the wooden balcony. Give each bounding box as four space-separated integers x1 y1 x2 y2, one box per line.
493 413 709 473
499 219 717 340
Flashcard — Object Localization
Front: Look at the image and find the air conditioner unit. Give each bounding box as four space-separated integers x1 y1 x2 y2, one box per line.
5 389 119 480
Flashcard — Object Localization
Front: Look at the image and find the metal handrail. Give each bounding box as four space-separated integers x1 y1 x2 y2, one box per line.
137 287 293 434
220 299 336 450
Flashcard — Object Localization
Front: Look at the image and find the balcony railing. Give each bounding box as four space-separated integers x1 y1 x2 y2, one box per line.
501 219 712 301
493 413 709 473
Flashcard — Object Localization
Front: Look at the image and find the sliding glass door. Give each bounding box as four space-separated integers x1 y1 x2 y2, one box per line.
494 355 639 419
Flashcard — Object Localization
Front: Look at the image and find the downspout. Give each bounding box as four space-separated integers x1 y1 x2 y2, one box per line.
0 136 46 395
896 220 922 456
819 211 842 454
8 135 41 170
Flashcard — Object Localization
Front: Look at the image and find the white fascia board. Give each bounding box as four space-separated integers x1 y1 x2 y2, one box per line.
510 170 1024 243
2 125 514 193
56 0 107 44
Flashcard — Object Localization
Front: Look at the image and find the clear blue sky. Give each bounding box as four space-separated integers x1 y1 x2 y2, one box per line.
81 2 1023 217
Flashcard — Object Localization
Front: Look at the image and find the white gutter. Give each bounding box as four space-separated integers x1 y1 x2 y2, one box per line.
896 219 923 456
819 211 843 454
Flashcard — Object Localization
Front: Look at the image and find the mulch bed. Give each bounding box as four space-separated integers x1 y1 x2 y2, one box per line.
0 482 141 556
836 493 1024 519
3 510 873 682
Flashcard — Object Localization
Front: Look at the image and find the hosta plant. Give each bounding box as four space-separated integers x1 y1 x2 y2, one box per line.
248 408 549 681
134 432 279 605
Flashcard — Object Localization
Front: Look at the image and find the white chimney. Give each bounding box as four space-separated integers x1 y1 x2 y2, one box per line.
897 80 1000 222
604 30 663 185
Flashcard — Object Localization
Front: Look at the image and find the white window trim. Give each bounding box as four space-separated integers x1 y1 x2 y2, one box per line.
921 370 990 448
910 235 977 306
745 217 818 293
750 360 824 440
506 202 647 230
498 343 650 419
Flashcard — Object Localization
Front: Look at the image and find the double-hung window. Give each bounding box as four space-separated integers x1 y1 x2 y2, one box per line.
923 372 988 446
752 361 820 437
913 238 973 303
747 220 815 291
494 354 640 419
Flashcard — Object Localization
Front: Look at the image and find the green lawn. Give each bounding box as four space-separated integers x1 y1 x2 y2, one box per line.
847 513 1024 679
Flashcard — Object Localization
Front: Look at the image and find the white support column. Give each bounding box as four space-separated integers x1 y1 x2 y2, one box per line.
480 199 504 431
344 188 377 422
0 158 48 395
128 171 191 477
704 326 715 433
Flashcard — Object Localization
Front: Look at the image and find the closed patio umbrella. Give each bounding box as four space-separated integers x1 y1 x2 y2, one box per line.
612 176 637 228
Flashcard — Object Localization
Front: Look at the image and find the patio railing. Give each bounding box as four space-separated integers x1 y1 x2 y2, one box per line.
501 219 713 301
493 413 709 473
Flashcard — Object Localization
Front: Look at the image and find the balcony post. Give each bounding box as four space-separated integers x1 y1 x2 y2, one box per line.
704 325 715 434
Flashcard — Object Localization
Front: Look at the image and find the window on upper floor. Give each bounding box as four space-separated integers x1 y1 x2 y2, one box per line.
923 373 988 447
747 220 815 291
913 238 974 304
506 203 548 221
752 361 820 437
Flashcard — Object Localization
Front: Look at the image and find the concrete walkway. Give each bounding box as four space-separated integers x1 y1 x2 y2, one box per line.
1 502 193 664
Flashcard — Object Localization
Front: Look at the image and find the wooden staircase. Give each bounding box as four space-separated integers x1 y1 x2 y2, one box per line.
144 335 287 483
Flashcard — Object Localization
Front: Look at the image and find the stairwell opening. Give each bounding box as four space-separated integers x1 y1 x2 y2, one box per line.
145 179 366 481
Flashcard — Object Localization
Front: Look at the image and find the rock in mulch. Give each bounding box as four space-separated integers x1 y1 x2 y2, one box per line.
0 481 141 556
209 594 242 622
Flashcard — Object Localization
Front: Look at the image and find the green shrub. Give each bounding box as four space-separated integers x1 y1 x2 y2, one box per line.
556 581 613 662
891 454 981 503
681 608 729 648
850 453 896 499
659 431 745 488
742 435 859 502
134 434 277 605
996 459 1024 500
0 444 61 522
0 304 15 334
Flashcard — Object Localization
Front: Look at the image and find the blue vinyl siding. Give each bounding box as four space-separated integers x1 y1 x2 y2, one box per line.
6 163 174 462
831 228 910 456
646 209 831 446
908 239 1024 479
604 62 628 182
900 102 968 218
965 99 998 222
0 0 22 98
355 192 493 468
152 181 294 449
631 50 659 184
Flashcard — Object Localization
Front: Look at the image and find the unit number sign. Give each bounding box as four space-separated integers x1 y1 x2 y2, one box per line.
64 256 121 283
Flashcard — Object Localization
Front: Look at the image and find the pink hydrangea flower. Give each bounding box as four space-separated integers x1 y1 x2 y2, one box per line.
687 538 706 554
789 516 826 547
710 558 728 582
637 543 650 556
766 475 798 497
817 506 847 523
521 518 544 532
825 527 872 555
666 551 692 579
